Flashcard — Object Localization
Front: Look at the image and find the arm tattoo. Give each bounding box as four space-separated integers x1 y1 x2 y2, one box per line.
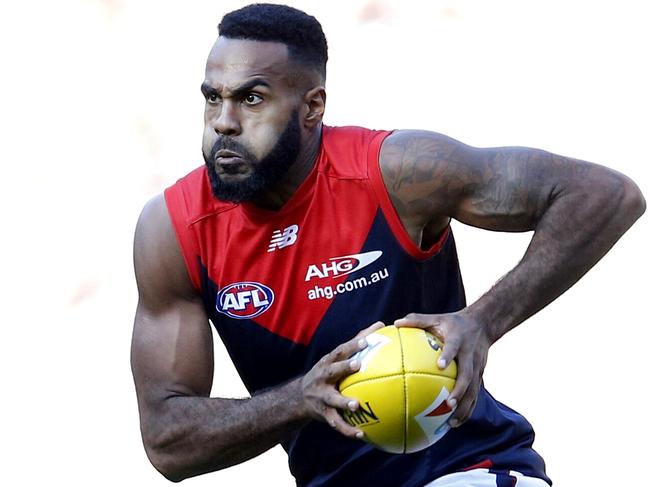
380 130 595 231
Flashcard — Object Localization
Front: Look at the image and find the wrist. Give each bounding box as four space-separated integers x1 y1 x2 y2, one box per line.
278 376 311 425
463 296 514 345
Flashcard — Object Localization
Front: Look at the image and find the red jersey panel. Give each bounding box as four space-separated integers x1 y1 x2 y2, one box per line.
166 126 389 345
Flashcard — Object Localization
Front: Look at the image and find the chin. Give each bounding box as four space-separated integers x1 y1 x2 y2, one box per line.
216 172 252 184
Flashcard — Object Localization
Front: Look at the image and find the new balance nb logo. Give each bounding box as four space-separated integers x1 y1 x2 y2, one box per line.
267 224 299 252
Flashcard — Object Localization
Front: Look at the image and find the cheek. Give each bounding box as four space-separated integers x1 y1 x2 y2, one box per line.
202 125 216 154
244 122 285 159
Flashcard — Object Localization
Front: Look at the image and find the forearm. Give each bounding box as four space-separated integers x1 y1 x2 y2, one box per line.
469 170 645 342
141 377 308 481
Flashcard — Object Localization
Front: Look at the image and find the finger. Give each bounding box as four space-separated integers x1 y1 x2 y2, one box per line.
319 386 361 411
327 322 386 364
437 336 460 370
355 321 385 339
447 356 473 412
327 335 371 363
394 312 434 328
323 407 364 440
449 377 481 427
321 356 363 384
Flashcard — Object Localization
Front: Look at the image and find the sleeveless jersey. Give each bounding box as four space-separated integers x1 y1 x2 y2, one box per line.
164 125 551 486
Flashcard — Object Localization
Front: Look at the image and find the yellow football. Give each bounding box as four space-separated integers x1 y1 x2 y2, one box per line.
338 325 457 454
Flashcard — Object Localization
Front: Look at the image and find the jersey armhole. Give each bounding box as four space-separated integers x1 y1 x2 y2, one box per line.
367 131 450 260
164 185 202 291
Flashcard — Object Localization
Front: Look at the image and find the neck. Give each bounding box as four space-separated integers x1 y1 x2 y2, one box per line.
252 124 322 210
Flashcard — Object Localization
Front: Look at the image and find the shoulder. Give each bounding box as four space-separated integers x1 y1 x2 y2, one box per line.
134 193 197 305
135 193 176 252
378 129 468 175
377 129 473 222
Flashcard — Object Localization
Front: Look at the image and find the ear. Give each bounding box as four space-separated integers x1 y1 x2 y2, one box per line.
302 86 326 129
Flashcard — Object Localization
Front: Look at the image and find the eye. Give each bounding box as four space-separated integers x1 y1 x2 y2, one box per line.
206 93 221 105
244 93 263 106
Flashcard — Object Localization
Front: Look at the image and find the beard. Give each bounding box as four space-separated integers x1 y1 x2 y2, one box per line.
203 110 301 203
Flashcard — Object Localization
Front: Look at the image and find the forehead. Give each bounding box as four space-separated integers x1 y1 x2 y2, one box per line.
205 37 292 89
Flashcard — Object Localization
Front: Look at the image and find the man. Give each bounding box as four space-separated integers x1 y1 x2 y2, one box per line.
131 3 645 486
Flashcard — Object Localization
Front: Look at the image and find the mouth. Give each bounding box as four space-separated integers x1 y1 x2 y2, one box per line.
213 150 249 176
215 149 242 159
215 149 247 165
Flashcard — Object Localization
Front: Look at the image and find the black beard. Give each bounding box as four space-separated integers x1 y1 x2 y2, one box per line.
203 110 301 203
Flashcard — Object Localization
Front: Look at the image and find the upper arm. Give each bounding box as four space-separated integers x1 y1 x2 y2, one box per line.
131 194 213 416
378 129 635 232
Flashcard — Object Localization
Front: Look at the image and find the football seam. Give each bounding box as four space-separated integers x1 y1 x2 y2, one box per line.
398 328 407 454
341 372 453 384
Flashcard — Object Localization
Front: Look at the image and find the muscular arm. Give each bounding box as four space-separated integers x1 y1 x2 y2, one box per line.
131 195 306 480
131 195 371 481
383 130 646 423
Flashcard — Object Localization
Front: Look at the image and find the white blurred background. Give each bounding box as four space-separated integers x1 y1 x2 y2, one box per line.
1 0 647 485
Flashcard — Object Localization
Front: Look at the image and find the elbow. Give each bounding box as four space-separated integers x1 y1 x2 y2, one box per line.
159 469 185 484
146 446 188 483
142 430 190 483
587 168 646 229
616 173 646 226
160 468 186 484
143 429 225 482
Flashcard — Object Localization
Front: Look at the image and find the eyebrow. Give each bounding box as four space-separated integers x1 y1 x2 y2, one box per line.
200 77 272 97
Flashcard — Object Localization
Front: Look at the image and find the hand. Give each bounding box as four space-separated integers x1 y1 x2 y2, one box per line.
394 310 491 428
300 321 385 439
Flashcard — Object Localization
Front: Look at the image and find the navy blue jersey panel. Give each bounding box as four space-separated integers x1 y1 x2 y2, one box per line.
212 315 307 393
359 210 467 318
304 210 465 368
201 265 307 393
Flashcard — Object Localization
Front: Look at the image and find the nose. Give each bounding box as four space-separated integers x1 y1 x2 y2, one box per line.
213 100 241 136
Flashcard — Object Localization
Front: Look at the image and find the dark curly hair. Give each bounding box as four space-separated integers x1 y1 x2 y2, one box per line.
218 3 328 79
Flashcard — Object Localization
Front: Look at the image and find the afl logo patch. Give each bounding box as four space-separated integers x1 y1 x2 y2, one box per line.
216 282 274 319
